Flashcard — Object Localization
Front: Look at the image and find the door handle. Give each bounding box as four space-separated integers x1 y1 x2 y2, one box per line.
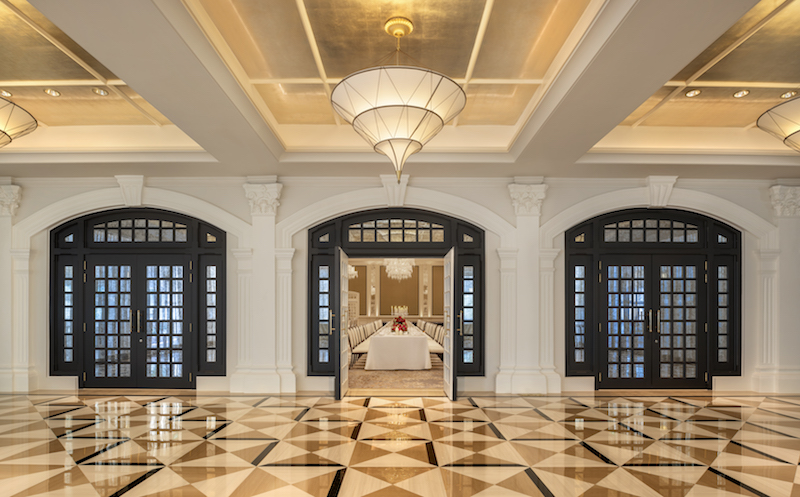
137 310 141 333
458 310 463 337
648 309 652 333
329 312 334 335
656 309 661 334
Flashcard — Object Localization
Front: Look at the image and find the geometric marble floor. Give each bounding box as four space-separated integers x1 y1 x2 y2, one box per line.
1 393 800 496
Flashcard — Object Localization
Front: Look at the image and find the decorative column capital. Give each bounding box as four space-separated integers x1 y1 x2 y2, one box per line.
508 183 547 216
0 184 21 217
244 182 283 216
646 175 677 208
769 185 800 217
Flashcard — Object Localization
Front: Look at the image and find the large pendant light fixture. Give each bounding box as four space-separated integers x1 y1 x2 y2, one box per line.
0 96 37 148
331 17 466 182
384 258 414 281
757 95 800 152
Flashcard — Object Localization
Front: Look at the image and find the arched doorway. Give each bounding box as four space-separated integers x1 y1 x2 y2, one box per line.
307 208 485 398
49 208 227 388
565 208 741 389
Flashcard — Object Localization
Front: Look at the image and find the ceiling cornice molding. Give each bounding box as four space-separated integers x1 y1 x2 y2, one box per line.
409 177 513 188
578 152 800 167
544 178 644 188
13 177 118 188
0 151 216 164
278 176 381 188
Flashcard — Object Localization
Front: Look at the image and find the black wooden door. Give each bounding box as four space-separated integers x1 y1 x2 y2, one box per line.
599 254 707 389
84 254 194 388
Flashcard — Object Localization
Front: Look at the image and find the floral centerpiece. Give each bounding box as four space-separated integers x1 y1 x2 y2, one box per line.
391 315 408 334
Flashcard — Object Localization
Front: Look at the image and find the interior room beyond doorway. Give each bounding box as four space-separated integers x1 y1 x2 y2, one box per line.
346 257 445 395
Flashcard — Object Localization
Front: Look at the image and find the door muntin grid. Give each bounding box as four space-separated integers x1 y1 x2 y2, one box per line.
657 263 700 380
145 264 188 379
606 264 647 380
91 263 133 380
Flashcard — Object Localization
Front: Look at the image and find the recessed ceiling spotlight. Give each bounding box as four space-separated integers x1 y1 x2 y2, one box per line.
0 89 11 98
733 90 750 98
92 87 109 96
685 89 701 98
781 91 797 99
44 88 61 97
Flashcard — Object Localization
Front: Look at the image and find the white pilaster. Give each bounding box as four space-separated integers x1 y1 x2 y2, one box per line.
495 248 517 394
231 179 283 393
0 181 19 390
276 248 296 392
753 249 780 392
508 181 550 394
11 248 33 391
539 248 561 392
231 249 253 368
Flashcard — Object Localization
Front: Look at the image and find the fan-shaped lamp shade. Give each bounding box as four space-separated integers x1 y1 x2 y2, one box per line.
0 97 37 148
331 66 466 181
757 96 800 152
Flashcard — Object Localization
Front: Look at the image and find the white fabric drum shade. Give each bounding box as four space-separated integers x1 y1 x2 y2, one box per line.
757 96 800 152
0 97 37 147
331 66 466 180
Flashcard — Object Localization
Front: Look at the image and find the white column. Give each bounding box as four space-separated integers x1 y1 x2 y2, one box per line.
508 181 549 394
275 248 296 392
0 182 20 391
12 249 32 391
495 248 517 393
539 248 561 392
231 249 253 369
231 178 282 393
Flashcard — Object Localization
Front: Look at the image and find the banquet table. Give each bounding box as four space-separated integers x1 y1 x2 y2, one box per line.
364 324 432 370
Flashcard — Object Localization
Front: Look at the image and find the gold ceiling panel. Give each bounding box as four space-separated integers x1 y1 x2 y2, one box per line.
116 86 172 126
698 0 800 83
640 87 788 127
458 84 538 125
198 0 318 79
619 86 675 126
473 0 590 80
304 0 486 79
0 0 116 81
672 0 785 82
6 86 161 126
255 84 335 124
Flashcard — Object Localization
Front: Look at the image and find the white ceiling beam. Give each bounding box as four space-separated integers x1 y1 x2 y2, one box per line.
453 0 494 127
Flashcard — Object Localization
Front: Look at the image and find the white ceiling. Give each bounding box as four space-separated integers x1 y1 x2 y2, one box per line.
1 0 799 179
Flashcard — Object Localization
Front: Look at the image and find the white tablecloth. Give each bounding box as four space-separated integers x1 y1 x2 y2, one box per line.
365 324 432 370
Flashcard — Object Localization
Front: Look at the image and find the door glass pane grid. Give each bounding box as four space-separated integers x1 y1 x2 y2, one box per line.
205 265 218 362
347 219 445 243
462 266 475 363
717 265 729 363
574 265 586 363
659 265 698 379
607 265 646 379
604 220 698 243
93 265 133 378
93 219 188 243
146 265 185 378
318 265 330 363
64 265 74 362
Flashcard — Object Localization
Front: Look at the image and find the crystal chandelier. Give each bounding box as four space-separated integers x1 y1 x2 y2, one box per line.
0 96 37 148
330 17 466 182
347 264 359 279
758 95 800 151
384 258 415 281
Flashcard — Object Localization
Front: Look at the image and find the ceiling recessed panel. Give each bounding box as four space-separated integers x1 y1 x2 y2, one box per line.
255 84 335 124
619 86 676 126
198 0 318 79
473 0 591 80
304 0 485 79
6 86 161 126
640 87 789 127
698 0 800 83
458 84 538 125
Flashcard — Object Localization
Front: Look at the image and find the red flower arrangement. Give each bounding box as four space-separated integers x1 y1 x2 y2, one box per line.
392 315 408 333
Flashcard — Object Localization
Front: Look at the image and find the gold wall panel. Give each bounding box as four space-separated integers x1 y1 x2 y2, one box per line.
641 87 788 127
255 84 335 124
199 0 319 79
7 86 157 126
698 0 800 83
350 266 367 316
380 266 419 316
458 84 538 125
473 0 590 80
432 265 444 317
304 0 485 79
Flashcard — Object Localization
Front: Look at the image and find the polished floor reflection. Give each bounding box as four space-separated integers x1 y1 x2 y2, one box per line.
1 393 799 496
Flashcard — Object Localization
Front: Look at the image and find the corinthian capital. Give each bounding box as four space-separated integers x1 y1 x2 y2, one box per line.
0 184 21 217
770 185 800 217
508 183 547 216
244 182 283 216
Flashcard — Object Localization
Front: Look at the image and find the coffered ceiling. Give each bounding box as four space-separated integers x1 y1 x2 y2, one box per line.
0 0 798 179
